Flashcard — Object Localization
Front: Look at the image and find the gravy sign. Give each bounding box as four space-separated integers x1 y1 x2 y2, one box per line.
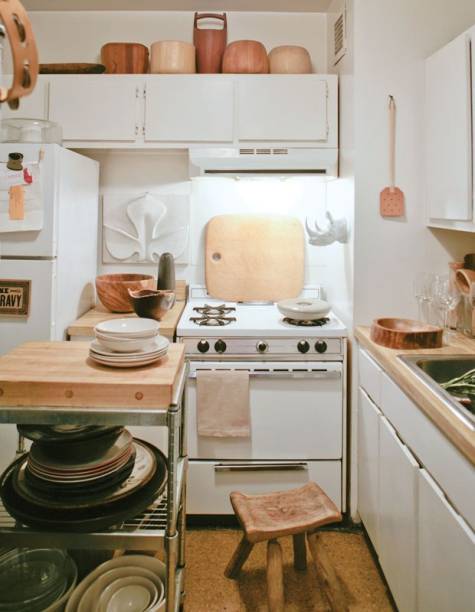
0 280 30 317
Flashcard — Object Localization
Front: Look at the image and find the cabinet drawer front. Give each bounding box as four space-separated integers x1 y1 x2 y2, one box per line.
418 469 475 612
237 76 333 142
187 460 341 514
358 348 382 405
49 76 139 142
145 76 234 142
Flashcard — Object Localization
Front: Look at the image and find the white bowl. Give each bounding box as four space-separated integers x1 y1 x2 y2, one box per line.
277 298 331 321
97 576 160 612
65 556 166 612
95 336 157 353
95 318 160 338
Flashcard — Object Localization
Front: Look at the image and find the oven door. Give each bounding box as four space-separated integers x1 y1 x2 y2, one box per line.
186 361 343 460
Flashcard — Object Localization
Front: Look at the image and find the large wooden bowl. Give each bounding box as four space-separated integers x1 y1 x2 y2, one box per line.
95 274 155 313
370 318 443 349
222 40 269 74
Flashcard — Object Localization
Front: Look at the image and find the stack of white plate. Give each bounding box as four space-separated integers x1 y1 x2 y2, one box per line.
90 318 169 368
65 555 166 612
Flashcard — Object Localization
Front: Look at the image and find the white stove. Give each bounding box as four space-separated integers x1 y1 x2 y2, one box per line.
178 285 347 516
177 285 347 359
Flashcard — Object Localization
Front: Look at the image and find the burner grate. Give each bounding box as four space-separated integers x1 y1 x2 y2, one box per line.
193 304 236 316
190 315 237 327
283 317 330 327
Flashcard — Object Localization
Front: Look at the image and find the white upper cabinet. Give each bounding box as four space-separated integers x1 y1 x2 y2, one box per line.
417 469 475 612
378 417 418 612
1 76 49 120
425 26 475 230
144 76 234 143
237 75 337 145
49 76 139 143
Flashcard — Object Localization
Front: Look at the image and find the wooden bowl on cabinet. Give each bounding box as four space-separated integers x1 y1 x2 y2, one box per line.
222 40 269 74
95 274 155 313
101 43 149 74
268 45 312 73
150 41 196 74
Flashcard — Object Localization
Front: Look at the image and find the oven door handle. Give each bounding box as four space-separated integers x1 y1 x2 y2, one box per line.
188 370 341 380
214 462 309 472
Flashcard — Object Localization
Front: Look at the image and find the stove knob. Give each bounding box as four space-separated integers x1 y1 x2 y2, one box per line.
197 340 209 353
256 341 268 353
315 340 328 354
214 339 227 353
297 340 310 354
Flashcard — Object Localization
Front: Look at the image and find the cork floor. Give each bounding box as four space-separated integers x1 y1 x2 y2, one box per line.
184 528 395 611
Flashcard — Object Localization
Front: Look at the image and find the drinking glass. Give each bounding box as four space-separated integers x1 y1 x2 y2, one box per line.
413 272 435 323
431 275 461 341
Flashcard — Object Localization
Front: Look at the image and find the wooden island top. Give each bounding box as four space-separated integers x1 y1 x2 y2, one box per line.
0 341 185 410
355 326 475 464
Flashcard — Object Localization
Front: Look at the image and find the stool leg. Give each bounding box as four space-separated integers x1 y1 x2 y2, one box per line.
292 533 307 571
224 536 254 579
307 532 349 612
267 539 284 612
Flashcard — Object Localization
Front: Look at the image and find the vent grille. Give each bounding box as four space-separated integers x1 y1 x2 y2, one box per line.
332 8 347 66
239 148 289 156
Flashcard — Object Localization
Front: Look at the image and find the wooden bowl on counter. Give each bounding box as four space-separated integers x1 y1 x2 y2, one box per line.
95 274 155 313
128 289 176 320
370 318 443 349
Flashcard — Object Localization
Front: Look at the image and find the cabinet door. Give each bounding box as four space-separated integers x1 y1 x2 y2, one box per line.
144 76 234 143
379 417 418 612
237 75 335 143
357 388 380 550
1 77 49 120
49 76 139 142
418 469 475 612
425 31 472 221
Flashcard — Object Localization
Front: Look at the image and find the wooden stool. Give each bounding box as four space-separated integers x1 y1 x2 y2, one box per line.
224 482 347 612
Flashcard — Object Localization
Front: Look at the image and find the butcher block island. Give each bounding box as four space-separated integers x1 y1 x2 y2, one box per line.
0 341 185 410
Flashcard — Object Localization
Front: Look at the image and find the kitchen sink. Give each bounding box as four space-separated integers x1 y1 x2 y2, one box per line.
399 355 475 429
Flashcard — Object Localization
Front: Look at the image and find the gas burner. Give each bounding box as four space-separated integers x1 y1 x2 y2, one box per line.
193 304 236 316
190 315 237 327
283 317 330 327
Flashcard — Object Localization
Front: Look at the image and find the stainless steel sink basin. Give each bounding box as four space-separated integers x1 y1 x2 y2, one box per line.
399 355 475 429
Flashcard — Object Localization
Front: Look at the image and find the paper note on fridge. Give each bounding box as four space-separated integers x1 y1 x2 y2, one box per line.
0 161 43 232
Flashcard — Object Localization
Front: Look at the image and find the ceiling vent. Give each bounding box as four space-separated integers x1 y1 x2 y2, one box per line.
331 8 347 66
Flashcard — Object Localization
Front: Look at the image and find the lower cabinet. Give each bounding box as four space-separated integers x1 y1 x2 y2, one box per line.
418 469 475 612
378 417 418 612
357 388 380 549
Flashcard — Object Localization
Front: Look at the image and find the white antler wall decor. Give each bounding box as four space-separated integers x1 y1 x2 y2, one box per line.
103 192 190 264
305 212 348 247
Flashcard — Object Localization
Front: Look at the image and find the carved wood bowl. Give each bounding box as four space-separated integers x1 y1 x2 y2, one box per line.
95 274 155 313
370 318 443 349
128 289 176 320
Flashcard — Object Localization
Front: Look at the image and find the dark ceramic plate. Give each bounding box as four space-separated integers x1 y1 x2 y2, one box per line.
0 440 167 532
17 425 123 444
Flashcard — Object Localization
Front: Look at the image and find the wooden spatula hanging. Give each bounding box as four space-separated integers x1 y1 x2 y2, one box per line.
380 95 405 217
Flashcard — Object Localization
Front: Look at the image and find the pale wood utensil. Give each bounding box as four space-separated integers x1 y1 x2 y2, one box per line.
380 95 405 217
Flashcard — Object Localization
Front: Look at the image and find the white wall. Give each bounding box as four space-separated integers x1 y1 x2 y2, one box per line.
26 10 327 73
353 0 475 325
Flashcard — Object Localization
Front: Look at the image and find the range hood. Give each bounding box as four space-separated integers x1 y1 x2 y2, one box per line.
189 147 338 178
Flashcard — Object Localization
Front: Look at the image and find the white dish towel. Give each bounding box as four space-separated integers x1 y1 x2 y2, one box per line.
196 370 250 438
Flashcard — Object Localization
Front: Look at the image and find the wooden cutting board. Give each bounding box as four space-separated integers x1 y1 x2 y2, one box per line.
205 214 304 302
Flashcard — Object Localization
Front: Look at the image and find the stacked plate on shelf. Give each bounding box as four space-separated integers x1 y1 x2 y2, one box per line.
90 318 169 368
0 425 168 532
0 548 78 612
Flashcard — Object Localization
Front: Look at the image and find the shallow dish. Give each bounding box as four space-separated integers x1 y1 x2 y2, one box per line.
96 576 160 612
65 555 166 612
95 318 160 337
370 317 443 349
89 354 167 368
17 425 122 444
91 337 168 358
95 335 157 353
277 298 331 321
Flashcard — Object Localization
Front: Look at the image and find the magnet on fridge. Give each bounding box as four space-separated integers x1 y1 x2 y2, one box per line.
8 184 25 220
6 152 23 171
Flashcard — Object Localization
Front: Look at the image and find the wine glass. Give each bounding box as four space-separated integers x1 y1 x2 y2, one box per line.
413 273 435 323
431 275 460 341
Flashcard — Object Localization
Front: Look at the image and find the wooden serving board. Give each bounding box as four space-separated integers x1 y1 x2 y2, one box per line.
0 342 185 409
205 215 304 302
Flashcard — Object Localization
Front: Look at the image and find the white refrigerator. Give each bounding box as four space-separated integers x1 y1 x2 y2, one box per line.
0 143 99 466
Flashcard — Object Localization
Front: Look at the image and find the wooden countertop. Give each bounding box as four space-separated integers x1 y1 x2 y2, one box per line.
355 326 475 464
0 341 185 409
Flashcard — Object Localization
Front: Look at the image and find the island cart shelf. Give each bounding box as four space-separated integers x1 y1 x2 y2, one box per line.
0 341 188 612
